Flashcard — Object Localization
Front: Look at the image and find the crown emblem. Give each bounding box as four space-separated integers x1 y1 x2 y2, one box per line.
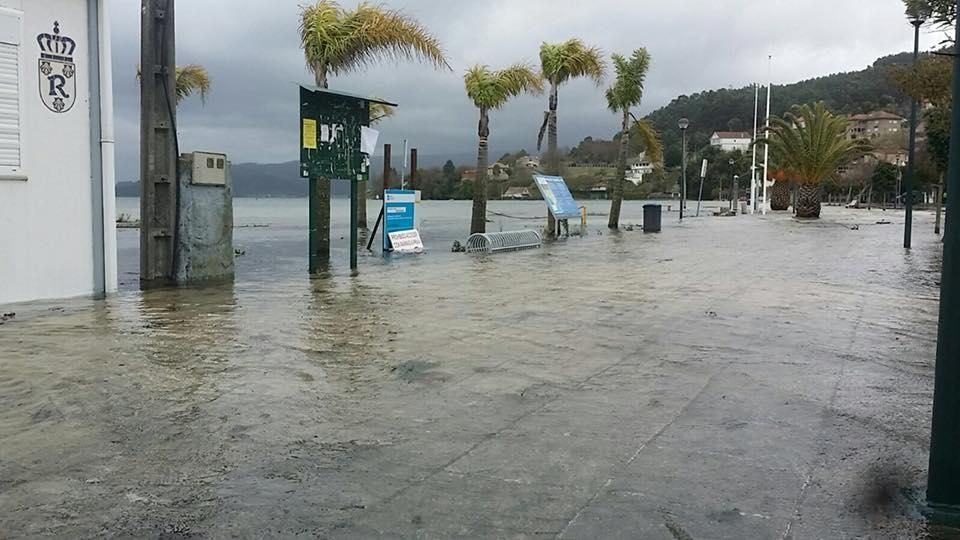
37 22 76 61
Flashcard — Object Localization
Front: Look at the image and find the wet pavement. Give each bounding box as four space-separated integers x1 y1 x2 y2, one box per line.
1 205 955 538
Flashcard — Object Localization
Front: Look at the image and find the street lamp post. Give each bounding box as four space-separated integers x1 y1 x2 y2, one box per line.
904 15 924 249
733 174 740 213
928 0 960 519
679 118 689 221
722 158 734 210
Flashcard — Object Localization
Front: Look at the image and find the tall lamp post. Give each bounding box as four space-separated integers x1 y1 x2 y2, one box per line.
928 0 960 519
904 13 925 249
679 118 690 221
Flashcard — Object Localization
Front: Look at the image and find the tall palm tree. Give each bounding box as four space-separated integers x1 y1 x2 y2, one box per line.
299 0 449 260
537 39 606 235
136 64 211 105
757 102 871 218
604 49 662 229
464 64 543 234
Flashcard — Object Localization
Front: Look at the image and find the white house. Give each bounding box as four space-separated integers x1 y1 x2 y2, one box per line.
0 0 116 305
626 153 654 185
709 131 752 153
516 155 540 169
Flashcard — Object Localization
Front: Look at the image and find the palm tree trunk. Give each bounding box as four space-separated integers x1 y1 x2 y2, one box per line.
546 83 559 237
358 180 367 229
796 181 822 218
311 71 330 271
470 108 490 234
770 180 790 211
608 109 629 229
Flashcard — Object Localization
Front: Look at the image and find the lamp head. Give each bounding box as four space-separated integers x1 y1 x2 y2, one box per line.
678 118 690 130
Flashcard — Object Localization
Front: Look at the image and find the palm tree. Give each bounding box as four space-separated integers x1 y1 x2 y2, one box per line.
299 0 449 260
757 102 871 218
537 39 606 235
464 64 543 234
604 49 662 229
769 169 791 211
136 64 211 105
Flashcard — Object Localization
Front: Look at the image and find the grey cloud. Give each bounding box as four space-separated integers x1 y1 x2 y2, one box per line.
110 0 942 180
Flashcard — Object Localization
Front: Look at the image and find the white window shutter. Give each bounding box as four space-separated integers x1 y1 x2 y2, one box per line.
0 9 19 171
0 40 20 169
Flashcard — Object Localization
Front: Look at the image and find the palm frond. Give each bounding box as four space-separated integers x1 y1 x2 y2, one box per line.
300 0 450 86
631 117 663 167
606 48 651 113
539 38 606 86
755 102 871 184
464 63 542 110
369 101 394 124
174 64 211 105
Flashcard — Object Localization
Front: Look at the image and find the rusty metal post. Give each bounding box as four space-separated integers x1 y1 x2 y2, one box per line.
367 144 391 251
410 148 418 191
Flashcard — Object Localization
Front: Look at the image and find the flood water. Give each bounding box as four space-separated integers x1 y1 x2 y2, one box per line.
1 201 953 538
115 197 730 287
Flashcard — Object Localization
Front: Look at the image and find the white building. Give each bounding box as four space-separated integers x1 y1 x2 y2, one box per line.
0 0 116 305
516 155 540 169
709 131 752 153
626 153 654 185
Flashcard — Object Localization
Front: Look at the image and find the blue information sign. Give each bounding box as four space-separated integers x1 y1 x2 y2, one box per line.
383 189 417 250
533 175 580 219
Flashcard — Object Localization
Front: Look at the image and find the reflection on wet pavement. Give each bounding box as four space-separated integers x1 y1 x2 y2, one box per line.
0 207 953 538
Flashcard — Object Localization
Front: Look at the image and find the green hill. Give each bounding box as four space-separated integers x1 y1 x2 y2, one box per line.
646 52 916 166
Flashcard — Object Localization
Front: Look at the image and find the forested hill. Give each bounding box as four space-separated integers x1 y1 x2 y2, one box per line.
647 52 916 166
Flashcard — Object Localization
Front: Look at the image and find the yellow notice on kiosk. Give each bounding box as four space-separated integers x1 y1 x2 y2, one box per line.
302 119 318 149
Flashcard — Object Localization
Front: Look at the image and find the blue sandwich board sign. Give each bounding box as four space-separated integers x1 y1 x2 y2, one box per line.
533 175 580 219
383 189 417 251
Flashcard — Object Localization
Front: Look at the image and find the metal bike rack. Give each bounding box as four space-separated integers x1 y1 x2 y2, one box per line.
466 230 543 254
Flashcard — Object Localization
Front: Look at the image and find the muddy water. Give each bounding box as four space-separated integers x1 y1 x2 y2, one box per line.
0 205 951 538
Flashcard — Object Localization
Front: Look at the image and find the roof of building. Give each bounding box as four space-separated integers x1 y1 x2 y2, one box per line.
503 187 531 196
848 111 904 122
298 85 398 106
711 131 751 139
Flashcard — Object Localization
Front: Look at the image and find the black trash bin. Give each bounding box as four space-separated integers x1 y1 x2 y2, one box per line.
643 204 662 233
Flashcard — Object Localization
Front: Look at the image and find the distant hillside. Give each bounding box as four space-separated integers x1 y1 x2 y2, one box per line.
646 51 916 166
115 152 476 198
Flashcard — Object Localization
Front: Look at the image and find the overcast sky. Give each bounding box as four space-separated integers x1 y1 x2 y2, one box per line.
109 0 945 179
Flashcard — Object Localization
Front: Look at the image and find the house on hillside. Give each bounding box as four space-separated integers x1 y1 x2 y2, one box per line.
710 131 752 152
847 111 904 140
626 153 655 185
502 186 531 200
0 0 118 304
460 162 511 183
516 156 540 169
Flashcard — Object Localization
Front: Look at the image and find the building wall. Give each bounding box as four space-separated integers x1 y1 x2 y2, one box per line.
711 138 751 152
0 0 100 304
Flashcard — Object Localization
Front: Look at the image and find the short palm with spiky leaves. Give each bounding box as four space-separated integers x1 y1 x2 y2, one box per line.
605 49 662 229
299 0 450 249
757 102 871 218
465 64 543 234
537 39 606 235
